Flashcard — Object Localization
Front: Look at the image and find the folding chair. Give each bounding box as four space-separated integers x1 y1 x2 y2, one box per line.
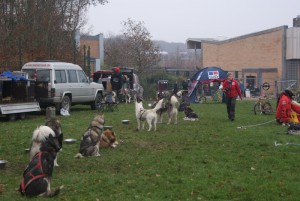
104 92 119 112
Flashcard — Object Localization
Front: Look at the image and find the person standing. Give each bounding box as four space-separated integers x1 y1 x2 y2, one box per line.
110 67 123 99
222 72 243 121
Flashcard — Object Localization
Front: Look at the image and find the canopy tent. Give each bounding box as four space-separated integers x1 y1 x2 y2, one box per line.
188 67 227 103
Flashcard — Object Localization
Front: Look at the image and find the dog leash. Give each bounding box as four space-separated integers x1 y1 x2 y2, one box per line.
237 119 276 129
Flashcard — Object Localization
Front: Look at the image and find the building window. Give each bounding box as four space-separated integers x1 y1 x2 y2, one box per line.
287 60 299 81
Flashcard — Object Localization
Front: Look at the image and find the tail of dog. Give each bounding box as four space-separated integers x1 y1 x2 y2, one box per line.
42 186 64 197
74 153 84 159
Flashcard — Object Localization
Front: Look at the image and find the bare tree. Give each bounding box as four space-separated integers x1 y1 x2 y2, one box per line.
121 18 160 77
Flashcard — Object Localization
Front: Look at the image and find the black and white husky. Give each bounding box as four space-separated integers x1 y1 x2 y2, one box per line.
30 118 63 166
20 135 63 197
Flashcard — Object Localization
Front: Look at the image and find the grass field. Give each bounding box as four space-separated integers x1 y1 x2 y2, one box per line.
0 99 299 201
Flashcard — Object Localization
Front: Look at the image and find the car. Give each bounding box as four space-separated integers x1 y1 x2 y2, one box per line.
22 61 104 113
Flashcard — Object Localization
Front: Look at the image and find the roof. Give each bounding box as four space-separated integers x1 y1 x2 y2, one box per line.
186 26 288 49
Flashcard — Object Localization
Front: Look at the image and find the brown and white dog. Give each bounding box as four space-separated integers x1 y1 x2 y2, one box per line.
75 115 105 158
99 129 119 148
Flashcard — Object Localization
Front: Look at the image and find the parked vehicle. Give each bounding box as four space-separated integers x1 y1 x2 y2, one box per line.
93 67 144 100
22 61 104 112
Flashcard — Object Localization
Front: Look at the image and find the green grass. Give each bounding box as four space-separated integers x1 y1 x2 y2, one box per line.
0 100 299 201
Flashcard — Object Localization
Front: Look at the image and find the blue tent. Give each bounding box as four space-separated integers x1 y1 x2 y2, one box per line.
188 67 227 103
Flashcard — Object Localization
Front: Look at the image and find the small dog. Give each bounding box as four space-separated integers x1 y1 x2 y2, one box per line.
75 115 105 158
135 98 165 131
183 106 199 120
99 129 119 148
20 135 63 197
30 118 63 166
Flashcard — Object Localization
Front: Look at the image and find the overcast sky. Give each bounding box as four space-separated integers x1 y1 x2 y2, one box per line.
86 0 300 43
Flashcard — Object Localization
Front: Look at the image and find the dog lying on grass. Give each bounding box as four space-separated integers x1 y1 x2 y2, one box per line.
99 129 119 148
30 118 63 166
75 115 105 158
183 106 199 121
20 135 63 197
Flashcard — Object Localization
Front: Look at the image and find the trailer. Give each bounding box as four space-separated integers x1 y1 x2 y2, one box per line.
0 74 43 121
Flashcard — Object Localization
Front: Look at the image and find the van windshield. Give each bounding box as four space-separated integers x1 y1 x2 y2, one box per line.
23 69 51 82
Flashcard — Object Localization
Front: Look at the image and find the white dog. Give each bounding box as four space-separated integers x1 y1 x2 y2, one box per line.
135 98 165 131
167 95 179 125
156 94 179 125
30 126 61 166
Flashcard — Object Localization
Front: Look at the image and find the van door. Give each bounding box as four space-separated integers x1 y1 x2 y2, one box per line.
54 70 68 99
67 70 80 102
77 70 93 101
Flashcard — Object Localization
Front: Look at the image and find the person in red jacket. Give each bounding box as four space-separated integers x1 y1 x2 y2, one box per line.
222 72 243 121
275 90 294 124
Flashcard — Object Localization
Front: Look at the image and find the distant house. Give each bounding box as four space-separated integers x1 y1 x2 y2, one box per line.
187 16 300 95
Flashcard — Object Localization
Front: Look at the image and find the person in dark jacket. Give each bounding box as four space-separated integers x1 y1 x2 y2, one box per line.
110 67 123 98
222 72 243 121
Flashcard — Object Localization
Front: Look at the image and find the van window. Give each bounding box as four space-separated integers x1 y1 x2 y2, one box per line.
37 70 51 82
78 70 88 83
68 70 78 83
55 70 67 83
23 69 50 82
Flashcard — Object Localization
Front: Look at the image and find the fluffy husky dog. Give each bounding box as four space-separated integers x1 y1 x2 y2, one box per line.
30 118 63 166
20 135 64 197
99 129 119 148
156 95 179 125
135 98 165 131
75 115 105 158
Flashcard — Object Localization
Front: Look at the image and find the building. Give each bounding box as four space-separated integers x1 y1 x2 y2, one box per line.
80 33 104 74
187 16 300 95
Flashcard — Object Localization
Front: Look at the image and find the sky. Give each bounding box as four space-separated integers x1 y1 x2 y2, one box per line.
86 0 300 43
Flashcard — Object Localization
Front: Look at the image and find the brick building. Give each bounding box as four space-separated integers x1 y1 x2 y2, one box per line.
187 16 300 95
80 34 104 74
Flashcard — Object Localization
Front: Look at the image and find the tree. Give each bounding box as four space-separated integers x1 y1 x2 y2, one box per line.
121 18 160 77
0 0 108 70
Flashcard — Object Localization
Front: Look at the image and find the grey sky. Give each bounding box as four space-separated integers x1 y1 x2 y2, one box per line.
87 0 300 43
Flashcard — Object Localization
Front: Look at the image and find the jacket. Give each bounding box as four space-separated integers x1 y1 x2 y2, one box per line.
222 79 242 98
276 93 292 123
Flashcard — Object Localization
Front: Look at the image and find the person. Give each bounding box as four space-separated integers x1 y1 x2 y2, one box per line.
173 81 178 95
182 79 188 91
239 79 245 97
275 90 294 124
110 67 123 99
222 72 243 121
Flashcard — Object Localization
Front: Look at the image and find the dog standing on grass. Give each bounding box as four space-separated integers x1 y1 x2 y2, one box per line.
75 115 105 158
20 135 63 197
156 94 179 125
30 118 63 166
135 98 165 131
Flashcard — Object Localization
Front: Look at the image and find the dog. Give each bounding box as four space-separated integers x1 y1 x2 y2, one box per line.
156 94 179 125
30 118 63 166
99 129 119 148
183 106 199 120
135 98 165 131
75 115 105 158
20 135 64 197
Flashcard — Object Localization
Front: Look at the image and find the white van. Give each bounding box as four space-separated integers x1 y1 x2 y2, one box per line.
22 61 104 112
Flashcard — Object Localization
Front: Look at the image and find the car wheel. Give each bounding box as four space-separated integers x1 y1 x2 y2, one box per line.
61 96 71 113
91 93 103 110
